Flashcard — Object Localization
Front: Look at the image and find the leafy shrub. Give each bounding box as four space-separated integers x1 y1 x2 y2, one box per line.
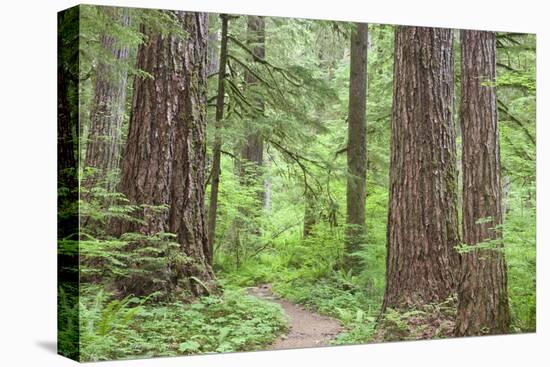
78 289 286 361
80 232 200 301
504 197 536 332
58 286 80 360
80 290 144 360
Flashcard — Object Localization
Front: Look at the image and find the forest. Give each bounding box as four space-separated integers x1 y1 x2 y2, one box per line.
57 5 536 362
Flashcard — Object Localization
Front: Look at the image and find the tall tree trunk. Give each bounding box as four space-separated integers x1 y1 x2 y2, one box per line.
116 11 214 297
383 26 460 310
455 30 510 336
240 16 266 203
84 9 130 192
234 15 267 252
344 22 368 272
206 14 229 265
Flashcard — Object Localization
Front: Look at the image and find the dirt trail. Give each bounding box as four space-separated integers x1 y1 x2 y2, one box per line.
248 284 343 350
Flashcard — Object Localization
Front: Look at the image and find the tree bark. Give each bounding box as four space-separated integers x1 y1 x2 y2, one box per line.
455 30 510 336
344 22 368 272
206 14 229 265
84 9 130 192
383 26 460 310
116 11 214 297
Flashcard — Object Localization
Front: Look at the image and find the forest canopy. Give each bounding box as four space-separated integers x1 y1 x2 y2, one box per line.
57 5 536 362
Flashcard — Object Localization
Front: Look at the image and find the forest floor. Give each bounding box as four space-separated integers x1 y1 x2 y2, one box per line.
248 284 343 350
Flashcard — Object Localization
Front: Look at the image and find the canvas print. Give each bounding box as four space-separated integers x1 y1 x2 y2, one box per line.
57 4 536 362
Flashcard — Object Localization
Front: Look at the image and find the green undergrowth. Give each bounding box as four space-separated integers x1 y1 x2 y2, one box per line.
216 200 536 345
272 275 380 345
216 226 386 346
78 287 287 361
504 202 536 332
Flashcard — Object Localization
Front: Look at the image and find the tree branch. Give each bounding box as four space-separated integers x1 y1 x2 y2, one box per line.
497 99 536 145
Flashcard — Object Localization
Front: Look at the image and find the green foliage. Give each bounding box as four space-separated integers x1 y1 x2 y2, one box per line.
495 32 536 332
80 290 143 360
211 158 267 268
356 182 388 299
79 289 286 361
74 5 536 358
272 264 382 345
79 230 210 301
218 223 383 346
79 5 185 81
504 193 536 331
78 173 148 233
496 72 536 92
78 184 205 299
58 285 80 360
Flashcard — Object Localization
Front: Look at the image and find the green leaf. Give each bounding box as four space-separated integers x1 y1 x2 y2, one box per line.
178 340 200 353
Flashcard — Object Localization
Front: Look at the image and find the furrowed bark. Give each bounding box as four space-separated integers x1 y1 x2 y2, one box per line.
383 26 460 310
455 30 511 336
116 11 214 297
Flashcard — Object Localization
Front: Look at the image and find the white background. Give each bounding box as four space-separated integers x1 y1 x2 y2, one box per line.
0 0 547 365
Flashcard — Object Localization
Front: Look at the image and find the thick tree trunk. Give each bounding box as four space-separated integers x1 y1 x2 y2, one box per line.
116 11 214 297
206 14 229 266
84 9 130 192
455 30 510 336
383 26 460 310
344 22 368 272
